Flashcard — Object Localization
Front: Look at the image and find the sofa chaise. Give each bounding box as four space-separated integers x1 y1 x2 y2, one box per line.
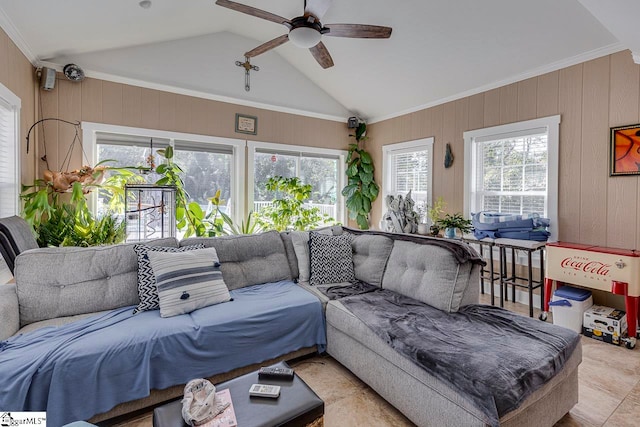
0 226 581 427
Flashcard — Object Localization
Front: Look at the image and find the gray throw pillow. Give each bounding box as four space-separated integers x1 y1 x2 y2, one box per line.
309 232 355 286
132 244 205 314
291 228 334 283
147 247 231 318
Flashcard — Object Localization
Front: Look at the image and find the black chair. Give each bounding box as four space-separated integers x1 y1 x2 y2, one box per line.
0 216 38 275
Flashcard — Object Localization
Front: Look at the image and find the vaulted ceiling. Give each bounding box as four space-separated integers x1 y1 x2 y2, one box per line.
0 0 631 123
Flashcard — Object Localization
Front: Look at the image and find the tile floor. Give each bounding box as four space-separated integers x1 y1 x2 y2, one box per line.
115 294 639 427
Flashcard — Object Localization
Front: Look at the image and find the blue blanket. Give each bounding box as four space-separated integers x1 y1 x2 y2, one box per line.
0 280 325 426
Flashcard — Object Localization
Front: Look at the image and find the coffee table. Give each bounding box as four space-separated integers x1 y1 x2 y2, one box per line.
152 361 324 427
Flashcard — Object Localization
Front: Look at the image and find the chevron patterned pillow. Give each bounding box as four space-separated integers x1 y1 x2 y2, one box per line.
147 247 231 318
308 232 355 286
132 244 205 314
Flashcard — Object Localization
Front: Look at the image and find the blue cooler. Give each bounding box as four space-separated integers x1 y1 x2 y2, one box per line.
550 286 593 333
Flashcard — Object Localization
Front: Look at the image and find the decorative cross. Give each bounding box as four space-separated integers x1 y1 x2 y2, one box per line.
235 56 259 91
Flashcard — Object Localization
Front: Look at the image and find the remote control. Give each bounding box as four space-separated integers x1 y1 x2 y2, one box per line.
249 383 281 398
258 366 295 380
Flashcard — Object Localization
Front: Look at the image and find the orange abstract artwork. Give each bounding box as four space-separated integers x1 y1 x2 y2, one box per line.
610 124 640 176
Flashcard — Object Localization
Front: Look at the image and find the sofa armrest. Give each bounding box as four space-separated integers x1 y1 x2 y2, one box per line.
0 283 19 340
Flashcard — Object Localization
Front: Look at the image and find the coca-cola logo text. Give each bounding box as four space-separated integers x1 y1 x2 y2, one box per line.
560 257 611 276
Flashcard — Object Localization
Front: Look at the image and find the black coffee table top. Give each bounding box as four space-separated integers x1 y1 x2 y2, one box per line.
153 361 324 427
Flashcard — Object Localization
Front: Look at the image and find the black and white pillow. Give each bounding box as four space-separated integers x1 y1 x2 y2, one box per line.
309 232 355 286
132 244 205 314
147 247 231 318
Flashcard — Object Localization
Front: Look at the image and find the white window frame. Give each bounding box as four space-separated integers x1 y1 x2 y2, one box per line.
82 122 246 224
463 115 560 242
382 137 434 223
247 140 347 224
0 83 21 218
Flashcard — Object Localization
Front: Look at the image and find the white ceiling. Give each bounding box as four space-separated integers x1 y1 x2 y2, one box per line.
0 0 630 123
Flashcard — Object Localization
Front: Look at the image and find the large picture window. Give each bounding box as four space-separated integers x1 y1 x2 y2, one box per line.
464 115 560 241
248 141 346 224
84 122 244 225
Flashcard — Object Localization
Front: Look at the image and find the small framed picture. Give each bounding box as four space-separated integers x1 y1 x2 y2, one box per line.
610 123 640 176
235 113 257 135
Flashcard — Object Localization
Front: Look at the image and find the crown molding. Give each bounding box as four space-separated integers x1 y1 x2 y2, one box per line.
0 6 39 65
369 42 626 124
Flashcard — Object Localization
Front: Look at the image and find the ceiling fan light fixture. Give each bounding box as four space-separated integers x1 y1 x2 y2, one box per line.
289 26 322 48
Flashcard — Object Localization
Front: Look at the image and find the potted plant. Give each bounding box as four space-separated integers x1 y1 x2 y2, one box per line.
427 197 446 236
436 213 472 239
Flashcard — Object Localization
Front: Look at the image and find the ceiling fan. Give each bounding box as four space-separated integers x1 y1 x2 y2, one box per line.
215 0 392 69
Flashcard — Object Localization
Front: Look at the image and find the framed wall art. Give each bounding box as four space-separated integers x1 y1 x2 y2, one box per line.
235 113 257 135
610 123 640 176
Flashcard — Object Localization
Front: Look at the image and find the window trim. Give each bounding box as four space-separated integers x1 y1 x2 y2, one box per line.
0 82 21 218
82 122 246 223
381 137 434 224
463 115 560 242
247 140 347 224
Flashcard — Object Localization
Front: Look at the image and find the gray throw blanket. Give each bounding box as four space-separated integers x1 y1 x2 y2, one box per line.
342 227 486 266
322 281 379 300
339 290 580 427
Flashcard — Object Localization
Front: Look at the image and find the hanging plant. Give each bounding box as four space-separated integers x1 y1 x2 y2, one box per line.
342 122 379 229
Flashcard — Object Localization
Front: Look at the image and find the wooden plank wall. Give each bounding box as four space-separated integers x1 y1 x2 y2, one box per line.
369 50 640 251
0 27 36 186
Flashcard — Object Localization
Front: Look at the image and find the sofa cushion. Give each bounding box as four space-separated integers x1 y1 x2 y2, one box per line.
147 248 231 317
279 232 299 279
180 231 291 290
14 237 179 327
382 240 473 312
132 244 205 314
291 228 334 282
309 232 355 286
351 234 393 287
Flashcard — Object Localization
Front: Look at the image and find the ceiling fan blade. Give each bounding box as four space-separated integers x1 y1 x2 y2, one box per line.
304 0 332 20
245 34 289 58
309 42 334 69
215 0 291 26
324 23 392 38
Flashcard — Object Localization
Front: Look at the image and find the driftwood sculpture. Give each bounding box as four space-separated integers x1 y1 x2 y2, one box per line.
382 190 420 234
43 165 106 193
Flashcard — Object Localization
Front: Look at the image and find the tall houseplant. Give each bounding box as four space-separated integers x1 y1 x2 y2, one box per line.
342 122 379 229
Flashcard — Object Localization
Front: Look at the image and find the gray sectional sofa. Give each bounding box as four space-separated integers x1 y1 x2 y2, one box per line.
0 226 581 427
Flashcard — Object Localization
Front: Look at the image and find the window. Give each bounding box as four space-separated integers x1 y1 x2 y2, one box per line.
84 122 244 224
0 83 20 219
247 141 346 224
463 115 560 241
382 138 434 222
0 83 20 282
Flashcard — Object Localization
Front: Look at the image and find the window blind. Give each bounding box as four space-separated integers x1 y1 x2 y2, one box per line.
392 150 430 194
0 97 18 219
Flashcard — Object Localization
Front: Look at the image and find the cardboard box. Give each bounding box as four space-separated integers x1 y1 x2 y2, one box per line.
583 305 628 346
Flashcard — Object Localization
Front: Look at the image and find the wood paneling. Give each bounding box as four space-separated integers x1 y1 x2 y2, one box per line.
607 51 639 249
0 27 36 184
517 78 537 121
580 56 610 246
558 64 583 243
536 71 559 117
499 83 518 124
483 88 500 127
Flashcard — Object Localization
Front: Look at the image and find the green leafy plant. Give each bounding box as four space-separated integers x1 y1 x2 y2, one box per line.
436 213 472 234
342 122 379 229
22 181 125 247
254 176 334 232
219 211 262 235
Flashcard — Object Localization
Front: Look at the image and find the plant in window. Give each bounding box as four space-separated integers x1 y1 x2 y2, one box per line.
427 196 446 236
436 213 472 238
21 180 125 247
254 176 335 231
342 122 379 229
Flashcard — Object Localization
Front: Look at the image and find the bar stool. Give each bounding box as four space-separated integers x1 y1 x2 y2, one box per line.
462 235 500 306
494 238 546 317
